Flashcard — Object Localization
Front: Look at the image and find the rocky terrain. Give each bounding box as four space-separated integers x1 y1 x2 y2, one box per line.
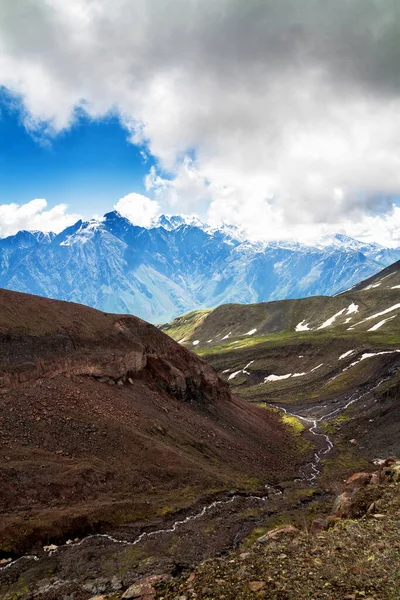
0 289 306 599
1 261 399 599
155 459 400 600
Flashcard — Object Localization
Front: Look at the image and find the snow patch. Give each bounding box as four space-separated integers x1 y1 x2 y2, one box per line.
368 315 397 331
339 349 355 360
264 373 292 382
363 283 381 290
178 337 186 344
318 308 346 329
228 360 254 380
228 370 242 380
343 350 400 373
391 285 400 289
346 303 359 315
296 320 311 332
244 328 257 336
350 303 400 328
221 332 232 340
262 362 324 383
192 340 200 346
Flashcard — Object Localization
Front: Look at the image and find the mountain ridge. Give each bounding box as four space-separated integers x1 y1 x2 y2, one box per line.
1 211 399 323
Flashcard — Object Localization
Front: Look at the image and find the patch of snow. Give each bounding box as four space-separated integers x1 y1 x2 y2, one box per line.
192 340 200 346
228 360 254 380
243 361 254 371
298 355 304 358
262 362 324 383
363 283 381 290
379 273 395 282
344 350 400 372
391 285 400 289
264 373 292 382
245 328 257 336
368 315 397 331
344 317 352 324
339 349 355 360
318 308 346 329
178 337 187 344
350 303 400 328
222 332 232 340
295 320 311 332
222 368 231 374
228 370 242 380
346 303 359 315
207 339 213 343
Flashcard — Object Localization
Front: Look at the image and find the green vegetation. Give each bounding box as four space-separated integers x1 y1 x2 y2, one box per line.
160 309 211 341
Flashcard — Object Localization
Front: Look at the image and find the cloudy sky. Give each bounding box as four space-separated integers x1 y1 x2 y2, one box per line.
1 0 400 245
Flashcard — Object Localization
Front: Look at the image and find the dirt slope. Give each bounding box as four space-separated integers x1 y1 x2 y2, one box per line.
0 289 301 557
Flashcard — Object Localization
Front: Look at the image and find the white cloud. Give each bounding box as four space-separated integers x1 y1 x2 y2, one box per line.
114 192 160 227
0 199 81 237
2 1 400 245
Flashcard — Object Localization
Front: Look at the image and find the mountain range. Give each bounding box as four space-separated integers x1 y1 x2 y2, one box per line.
1 211 399 323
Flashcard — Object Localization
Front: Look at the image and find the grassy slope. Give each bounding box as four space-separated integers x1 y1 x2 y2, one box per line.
162 278 400 482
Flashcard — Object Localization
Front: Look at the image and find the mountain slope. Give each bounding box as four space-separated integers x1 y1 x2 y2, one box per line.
0 212 399 322
163 262 400 470
0 289 302 559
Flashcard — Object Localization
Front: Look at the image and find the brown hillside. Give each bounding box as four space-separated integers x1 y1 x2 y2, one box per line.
0 289 300 556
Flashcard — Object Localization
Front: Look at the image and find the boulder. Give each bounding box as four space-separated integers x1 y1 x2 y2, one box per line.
345 472 371 491
310 518 328 535
43 544 58 552
122 575 169 599
257 524 299 543
248 581 265 591
332 492 353 518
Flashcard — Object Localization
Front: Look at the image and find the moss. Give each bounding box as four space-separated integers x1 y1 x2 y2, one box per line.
160 309 212 341
281 413 306 435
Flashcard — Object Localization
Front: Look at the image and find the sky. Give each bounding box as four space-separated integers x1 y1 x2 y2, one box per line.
1 0 400 246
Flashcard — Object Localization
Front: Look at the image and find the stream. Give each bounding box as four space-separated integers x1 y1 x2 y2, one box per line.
0 385 375 578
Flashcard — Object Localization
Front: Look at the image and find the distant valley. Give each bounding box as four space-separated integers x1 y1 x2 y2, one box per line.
164 260 400 471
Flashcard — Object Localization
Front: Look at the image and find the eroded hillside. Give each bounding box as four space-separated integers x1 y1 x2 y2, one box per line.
0 289 308 598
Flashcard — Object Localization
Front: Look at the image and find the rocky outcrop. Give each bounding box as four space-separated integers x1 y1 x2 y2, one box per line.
331 457 400 519
0 289 229 407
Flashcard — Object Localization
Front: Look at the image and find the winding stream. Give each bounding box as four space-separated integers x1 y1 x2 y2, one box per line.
0 384 376 575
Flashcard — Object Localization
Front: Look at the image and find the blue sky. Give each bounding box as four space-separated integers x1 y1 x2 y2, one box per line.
0 90 153 219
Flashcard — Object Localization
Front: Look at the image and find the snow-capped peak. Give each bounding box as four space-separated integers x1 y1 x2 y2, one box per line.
150 214 207 231
59 218 105 246
314 233 383 251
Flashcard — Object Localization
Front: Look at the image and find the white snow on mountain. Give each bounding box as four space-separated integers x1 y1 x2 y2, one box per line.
1 211 399 323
